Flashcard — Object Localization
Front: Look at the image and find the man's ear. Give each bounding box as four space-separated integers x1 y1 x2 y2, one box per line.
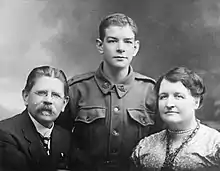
133 40 140 57
22 90 29 106
61 96 69 112
96 38 104 54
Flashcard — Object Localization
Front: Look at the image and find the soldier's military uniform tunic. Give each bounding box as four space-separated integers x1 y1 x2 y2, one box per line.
57 62 159 171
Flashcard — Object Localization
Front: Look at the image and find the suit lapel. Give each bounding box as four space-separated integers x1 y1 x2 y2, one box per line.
50 126 71 169
21 110 49 163
50 127 60 163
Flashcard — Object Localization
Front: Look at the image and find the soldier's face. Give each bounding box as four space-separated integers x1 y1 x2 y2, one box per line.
22 76 68 128
96 25 139 70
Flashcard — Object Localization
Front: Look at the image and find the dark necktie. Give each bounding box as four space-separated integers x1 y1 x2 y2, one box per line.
43 136 50 155
39 134 50 155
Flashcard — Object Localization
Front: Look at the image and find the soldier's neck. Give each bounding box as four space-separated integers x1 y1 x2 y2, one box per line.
103 63 129 84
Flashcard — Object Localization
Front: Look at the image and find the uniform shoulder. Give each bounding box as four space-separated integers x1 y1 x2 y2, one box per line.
134 72 155 84
68 72 95 86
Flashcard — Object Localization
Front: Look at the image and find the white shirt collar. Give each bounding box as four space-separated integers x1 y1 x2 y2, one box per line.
28 112 54 138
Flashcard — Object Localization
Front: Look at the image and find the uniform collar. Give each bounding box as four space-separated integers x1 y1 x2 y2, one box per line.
94 62 134 98
28 112 54 138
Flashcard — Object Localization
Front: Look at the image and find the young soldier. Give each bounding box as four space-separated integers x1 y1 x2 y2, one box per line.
57 13 160 171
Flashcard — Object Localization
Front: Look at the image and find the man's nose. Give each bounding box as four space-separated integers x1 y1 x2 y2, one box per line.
116 42 125 53
43 94 53 104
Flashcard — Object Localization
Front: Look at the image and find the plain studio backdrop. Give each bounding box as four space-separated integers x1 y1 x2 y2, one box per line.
1 0 220 129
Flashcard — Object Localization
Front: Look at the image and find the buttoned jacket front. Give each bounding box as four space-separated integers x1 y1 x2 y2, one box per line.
60 62 157 171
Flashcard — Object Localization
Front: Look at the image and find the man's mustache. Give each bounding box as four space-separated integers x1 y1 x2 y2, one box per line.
37 105 53 113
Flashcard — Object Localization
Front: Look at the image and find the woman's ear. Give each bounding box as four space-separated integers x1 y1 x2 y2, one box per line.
96 38 104 54
194 97 201 109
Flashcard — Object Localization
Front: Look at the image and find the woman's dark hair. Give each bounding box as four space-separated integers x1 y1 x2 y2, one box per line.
154 66 206 108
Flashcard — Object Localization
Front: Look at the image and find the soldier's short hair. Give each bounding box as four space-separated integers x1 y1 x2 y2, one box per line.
98 13 138 41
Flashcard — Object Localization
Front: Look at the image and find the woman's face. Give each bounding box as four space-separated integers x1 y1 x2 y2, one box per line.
158 79 199 125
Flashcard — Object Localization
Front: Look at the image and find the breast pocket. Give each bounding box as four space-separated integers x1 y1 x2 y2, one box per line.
124 108 155 144
127 108 154 127
74 106 107 151
75 106 106 124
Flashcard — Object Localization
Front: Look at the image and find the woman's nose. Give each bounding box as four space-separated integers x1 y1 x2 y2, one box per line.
165 97 175 109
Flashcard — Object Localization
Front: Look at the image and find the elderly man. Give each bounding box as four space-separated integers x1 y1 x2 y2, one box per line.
0 66 70 171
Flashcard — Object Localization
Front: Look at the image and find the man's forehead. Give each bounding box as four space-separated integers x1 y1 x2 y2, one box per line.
33 76 64 88
35 76 60 82
105 25 135 36
106 36 135 39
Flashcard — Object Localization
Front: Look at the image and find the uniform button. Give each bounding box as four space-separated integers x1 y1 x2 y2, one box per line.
141 117 147 124
105 160 110 164
102 82 110 89
118 85 125 92
60 152 65 159
112 130 119 136
111 149 118 154
113 106 120 112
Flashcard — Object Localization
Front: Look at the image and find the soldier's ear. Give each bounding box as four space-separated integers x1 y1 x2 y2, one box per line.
133 40 140 57
96 38 104 54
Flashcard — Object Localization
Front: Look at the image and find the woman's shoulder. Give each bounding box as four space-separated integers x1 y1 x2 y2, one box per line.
140 130 166 145
132 130 166 156
198 124 220 153
200 123 220 139
204 125 220 166
131 130 166 167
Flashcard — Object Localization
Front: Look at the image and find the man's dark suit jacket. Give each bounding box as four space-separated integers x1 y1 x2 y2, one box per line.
0 109 71 171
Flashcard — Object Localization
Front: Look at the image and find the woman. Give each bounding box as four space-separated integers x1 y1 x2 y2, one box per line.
131 67 220 171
